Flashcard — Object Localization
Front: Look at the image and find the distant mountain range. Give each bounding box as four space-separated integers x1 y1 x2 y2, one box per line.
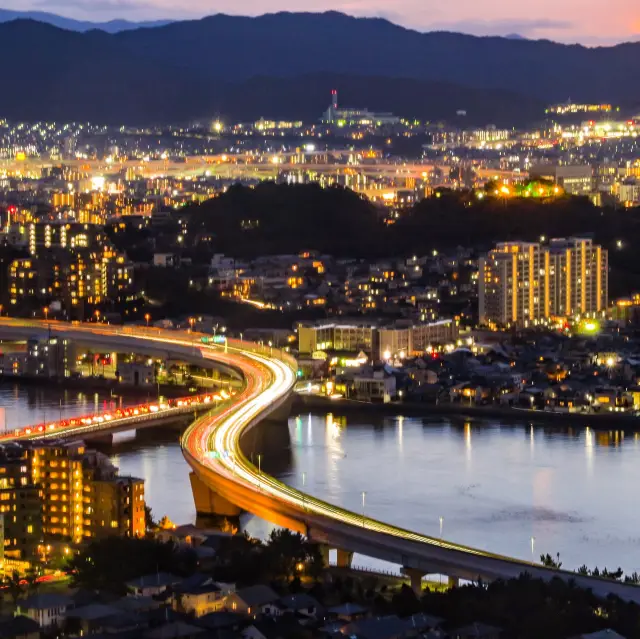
0 12 638 125
0 9 170 32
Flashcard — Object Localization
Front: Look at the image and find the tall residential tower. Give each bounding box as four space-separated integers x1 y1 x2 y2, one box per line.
479 237 608 327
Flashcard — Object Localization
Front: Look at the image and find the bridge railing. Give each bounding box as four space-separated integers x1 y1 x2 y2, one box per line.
3 391 234 442
0 318 298 377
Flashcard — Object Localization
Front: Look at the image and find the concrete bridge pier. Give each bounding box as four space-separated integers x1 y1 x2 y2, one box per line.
336 549 354 569
189 472 242 517
318 544 331 567
402 567 426 595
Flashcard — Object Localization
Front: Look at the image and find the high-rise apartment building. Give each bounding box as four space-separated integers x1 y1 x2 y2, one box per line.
479 238 608 326
0 441 145 563
478 242 544 326
546 238 608 318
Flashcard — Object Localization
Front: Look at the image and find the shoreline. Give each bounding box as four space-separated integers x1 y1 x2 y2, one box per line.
292 394 640 429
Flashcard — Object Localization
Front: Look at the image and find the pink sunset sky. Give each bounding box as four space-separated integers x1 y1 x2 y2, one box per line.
4 0 640 44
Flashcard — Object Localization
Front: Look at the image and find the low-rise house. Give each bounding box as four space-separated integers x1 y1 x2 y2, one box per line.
225 585 280 617
196 611 244 635
126 572 181 597
145 620 205 639
243 617 312 639
173 574 226 617
17 593 73 628
403 613 444 634
278 593 324 621
340 615 408 639
352 368 397 403
327 603 368 623
65 603 126 635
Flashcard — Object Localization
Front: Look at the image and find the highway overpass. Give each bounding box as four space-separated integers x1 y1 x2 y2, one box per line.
2 319 639 602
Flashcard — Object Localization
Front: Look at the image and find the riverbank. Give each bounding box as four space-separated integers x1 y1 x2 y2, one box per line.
293 394 640 429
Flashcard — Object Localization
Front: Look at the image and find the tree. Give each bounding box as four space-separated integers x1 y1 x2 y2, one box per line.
67 537 195 595
24 568 40 596
144 505 156 533
4 571 24 607
265 529 308 581
305 543 326 581
540 553 562 569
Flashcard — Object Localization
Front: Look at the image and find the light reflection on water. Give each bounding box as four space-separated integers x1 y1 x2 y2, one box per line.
282 413 640 572
10 386 640 574
110 413 640 572
0 384 130 429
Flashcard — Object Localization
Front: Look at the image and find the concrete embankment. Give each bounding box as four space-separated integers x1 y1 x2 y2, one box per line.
293 394 640 430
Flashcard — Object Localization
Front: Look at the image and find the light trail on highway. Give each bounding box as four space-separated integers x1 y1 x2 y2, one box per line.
4 319 640 598
182 341 524 564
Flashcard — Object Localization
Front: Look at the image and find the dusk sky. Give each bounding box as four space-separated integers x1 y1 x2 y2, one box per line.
3 0 639 45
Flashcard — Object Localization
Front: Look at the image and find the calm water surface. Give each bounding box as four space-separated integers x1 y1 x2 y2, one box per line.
0 383 135 428
7 388 640 573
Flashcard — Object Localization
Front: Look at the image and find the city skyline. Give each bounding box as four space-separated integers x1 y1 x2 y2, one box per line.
0 1 638 45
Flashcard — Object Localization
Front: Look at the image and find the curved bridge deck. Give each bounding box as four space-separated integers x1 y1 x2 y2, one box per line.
2 319 639 601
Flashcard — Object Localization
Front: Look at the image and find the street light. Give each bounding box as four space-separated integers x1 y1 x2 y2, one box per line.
188 317 195 333
361 491 366 527
43 307 49 321
301 472 306 510
145 313 151 327
439 516 444 538
531 536 535 559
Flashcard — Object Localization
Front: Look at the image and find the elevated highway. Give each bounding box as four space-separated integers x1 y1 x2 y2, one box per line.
1 319 639 601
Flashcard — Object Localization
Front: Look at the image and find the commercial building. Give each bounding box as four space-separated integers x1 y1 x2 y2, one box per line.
479 238 608 326
321 90 400 128
297 319 459 361
530 164 594 196
298 322 376 356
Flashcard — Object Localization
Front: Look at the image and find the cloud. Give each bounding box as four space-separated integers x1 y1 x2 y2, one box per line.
425 17 573 38
31 0 184 18
34 0 150 11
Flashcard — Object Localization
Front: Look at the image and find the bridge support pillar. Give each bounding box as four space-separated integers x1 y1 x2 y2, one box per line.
403 567 426 595
189 472 242 517
336 549 354 569
447 576 459 589
318 544 331 567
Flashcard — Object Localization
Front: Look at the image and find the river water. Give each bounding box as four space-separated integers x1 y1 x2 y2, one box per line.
5 385 640 574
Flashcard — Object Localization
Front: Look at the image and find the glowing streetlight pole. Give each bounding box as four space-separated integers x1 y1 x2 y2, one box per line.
301 472 306 510
439 516 444 538
362 491 366 527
